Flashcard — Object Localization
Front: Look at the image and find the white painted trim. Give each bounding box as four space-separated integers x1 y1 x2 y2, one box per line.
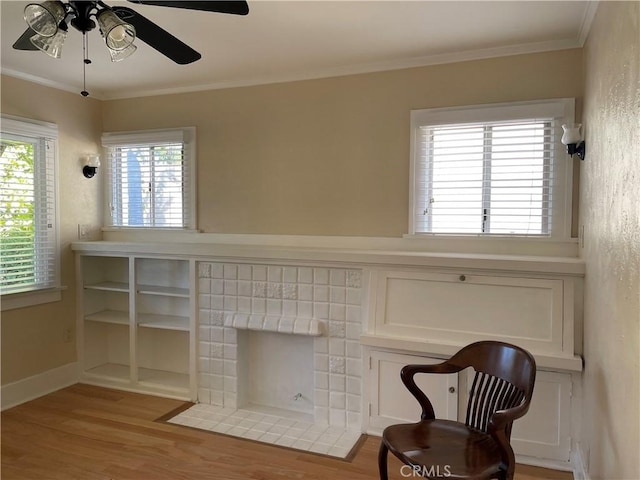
572 443 591 480
516 454 573 472
1 286 65 311
578 1 600 46
3 38 581 101
1 362 79 411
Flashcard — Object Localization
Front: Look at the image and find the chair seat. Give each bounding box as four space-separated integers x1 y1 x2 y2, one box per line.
382 419 504 479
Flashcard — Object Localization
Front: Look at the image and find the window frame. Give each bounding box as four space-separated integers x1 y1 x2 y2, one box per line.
102 127 197 231
1 115 61 311
408 99 576 240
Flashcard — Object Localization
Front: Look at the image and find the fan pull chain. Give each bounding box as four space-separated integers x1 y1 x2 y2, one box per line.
81 32 91 97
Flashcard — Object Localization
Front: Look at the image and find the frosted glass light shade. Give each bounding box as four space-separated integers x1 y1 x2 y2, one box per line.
30 29 67 58
109 43 136 62
561 124 582 145
24 1 65 37
97 9 135 50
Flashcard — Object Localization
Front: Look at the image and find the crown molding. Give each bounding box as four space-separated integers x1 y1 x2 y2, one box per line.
578 1 600 46
3 38 581 101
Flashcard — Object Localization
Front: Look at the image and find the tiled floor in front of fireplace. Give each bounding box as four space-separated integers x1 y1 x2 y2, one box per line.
168 403 362 459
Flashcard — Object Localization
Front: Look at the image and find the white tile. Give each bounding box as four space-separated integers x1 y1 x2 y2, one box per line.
314 337 329 354
223 392 237 408
283 267 298 283
313 285 329 302
251 298 266 313
237 280 252 296
198 263 211 278
298 267 313 284
298 284 313 301
346 305 361 323
252 282 267 298
329 338 345 355
211 264 224 279
282 300 297 316
223 327 237 344
268 424 290 435
210 326 225 342
314 371 329 389
295 439 314 451
228 426 248 437
329 409 346 428
266 299 282 315
252 422 272 433
346 288 361 306
199 358 210 373
211 343 224 358
267 266 283 282
212 423 234 434
199 278 211 294
211 311 224 326
314 302 329 319
224 344 237 361
252 265 267 281
329 374 346 393
314 354 329 372
237 297 251 313
346 412 361 430
330 269 346 286
329 304 346 321
211 295 224 310
223 264 237 279
345 341 361 359
346 394 360 412
278 317 294 333
199 294 211 309
239 418 256 429
210 390 224 406
267 283 282 299
275 436 296 447
329 356 345 374
293 318 310 335
309 443 331 455
314 406 329 425
315 389 329 407
223 360 236 376
259 432 281 443
328 445 352 458
346 270 362 288
263 315 280 332
284 427 306 438
298 301 312 318
199 310 212 325
248 315 265 330
211 279 224 295
198 389 210 404
313 268 329 285
237 265 252 280
330 392 346 409
346 323 361 340
210 359 224 374
330 287 346 304
346 358 362 377
282 284 297 300
210 374 224 390
199 342 211 357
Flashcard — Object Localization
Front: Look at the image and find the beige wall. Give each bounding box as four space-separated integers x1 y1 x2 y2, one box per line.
102 49 583 237
1 75 103 384
580 2 640 479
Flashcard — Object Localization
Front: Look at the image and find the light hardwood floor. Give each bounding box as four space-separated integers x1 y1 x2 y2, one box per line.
1 384 573 480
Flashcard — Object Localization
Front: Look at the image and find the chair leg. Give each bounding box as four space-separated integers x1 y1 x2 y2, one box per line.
378 441 389 480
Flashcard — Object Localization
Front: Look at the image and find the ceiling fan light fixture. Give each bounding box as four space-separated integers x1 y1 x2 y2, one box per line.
109 43 137 62
30 28 67 58
24 1 66 38
97 9 136 51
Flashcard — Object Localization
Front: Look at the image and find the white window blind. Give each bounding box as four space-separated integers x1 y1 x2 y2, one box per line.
102 128 195 229
410 100 574 238
1 118 58 295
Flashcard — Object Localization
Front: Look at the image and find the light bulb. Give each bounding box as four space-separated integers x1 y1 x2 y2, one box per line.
109 25 126 42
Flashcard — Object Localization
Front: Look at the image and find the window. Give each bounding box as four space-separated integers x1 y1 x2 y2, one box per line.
102 128 196 229
0 116 59 300
410 99 574 238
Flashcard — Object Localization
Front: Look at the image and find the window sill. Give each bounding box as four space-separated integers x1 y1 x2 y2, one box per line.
1 286 67 312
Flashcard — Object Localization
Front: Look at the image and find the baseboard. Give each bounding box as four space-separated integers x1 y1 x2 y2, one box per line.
572 443 590 480
1 362 79 411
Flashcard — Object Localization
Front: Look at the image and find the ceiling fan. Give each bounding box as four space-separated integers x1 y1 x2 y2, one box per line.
12 1 249 94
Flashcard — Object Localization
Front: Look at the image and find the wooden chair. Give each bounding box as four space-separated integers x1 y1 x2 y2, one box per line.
378 341 536 480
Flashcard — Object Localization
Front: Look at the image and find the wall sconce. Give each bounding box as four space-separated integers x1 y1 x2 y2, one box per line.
561 124 585 160
82 154 100 178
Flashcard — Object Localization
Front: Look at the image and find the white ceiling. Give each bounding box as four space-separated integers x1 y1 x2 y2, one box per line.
1 0 597 100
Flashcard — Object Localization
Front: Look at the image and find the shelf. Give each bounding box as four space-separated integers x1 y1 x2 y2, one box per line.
85 310 129 326
138 368 189 390
84 363 130 382
137 313 190 331
137 284 190 298
84 281 129 293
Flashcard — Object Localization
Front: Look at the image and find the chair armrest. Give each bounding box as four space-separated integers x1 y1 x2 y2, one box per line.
401 362 462 420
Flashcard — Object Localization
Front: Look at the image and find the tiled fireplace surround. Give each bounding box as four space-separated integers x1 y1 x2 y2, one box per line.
197 262 364 431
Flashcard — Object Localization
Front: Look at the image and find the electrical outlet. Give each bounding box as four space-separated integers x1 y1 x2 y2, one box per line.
78 224 89 239
63 327 73 343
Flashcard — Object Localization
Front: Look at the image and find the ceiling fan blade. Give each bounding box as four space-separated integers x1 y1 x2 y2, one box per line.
13 27 39 51
113 6 201 65
126 1 248 15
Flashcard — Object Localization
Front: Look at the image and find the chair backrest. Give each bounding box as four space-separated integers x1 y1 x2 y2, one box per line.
448 341 536 434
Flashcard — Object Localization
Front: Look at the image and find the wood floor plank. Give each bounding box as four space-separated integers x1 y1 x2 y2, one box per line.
1 384 573 480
